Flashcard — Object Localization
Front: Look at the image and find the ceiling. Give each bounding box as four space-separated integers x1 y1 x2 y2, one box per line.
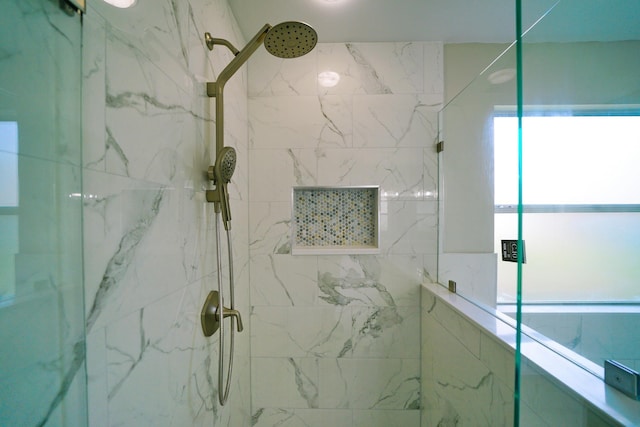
228 0 640 44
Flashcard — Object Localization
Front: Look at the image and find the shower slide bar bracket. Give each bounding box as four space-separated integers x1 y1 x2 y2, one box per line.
201 290 244 337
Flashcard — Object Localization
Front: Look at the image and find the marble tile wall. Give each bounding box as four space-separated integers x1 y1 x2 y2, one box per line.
82 0 251 425
421 284 628 426
247 41 443 426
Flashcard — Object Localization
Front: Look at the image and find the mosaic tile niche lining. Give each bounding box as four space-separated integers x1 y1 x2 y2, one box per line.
292 186 380 254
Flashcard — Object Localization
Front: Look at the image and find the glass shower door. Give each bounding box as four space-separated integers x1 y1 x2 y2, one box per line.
0 0 87 426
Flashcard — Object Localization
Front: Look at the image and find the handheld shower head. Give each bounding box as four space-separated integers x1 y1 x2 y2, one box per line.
214 147 236 230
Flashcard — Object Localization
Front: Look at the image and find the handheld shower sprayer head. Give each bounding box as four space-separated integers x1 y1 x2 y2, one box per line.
213 147 236 231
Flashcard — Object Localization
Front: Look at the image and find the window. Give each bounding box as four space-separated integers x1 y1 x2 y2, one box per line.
494 110 640 303
0 121 19 306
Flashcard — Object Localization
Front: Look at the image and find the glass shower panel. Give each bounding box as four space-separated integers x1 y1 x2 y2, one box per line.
0 1 87 426
513 1 640 425
438 43 519 309
517 0 640 373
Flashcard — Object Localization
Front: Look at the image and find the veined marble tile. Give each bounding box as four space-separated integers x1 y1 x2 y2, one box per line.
92 0 192 93
350 306 420 359
520 361 586 427
83 9 107 172
252 408 352 427
86 329 109 427
353 409 420 427
423 145 439 200
423 42 444 96
251 306 352 358
520 312 584 354
319 358 420 410
316 148 424 199
424 294 482 359
188 0 247 87
249 96 353 149
83 172 216 331
250 254 318 306
104 280 252 426
316 255 421 307
423 309 512 426
248 47 318 97
379 200 438 255
317 43 423 95
353 94 440 148
249 202 293 256
252 358 319 409
249 149 317 202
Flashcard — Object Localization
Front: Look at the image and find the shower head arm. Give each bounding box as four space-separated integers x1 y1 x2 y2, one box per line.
204 33 240 56
212 23 271 91
206 23 271 155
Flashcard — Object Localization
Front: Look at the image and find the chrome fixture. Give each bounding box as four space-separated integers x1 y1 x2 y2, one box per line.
201 21 318 407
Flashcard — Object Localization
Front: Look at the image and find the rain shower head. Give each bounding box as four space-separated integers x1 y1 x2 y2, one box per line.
264 21 317 59
204 21 317 89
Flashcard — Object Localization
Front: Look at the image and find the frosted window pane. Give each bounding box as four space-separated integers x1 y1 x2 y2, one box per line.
496 212 640 302
0 121 18 207
494 115 640 205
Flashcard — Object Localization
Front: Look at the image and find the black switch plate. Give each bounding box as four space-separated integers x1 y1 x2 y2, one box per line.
501 240 526 263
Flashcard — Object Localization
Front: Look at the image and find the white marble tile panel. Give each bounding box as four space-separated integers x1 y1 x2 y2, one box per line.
317 255 422 307
82 9 107 172
251 306 352 358
380 200 438 255
83 176 213 331
520 362 586 427
86 329 109 427
423 145 439 200
249 149 317 202
92 0 192 93
248 47 318 97
425 295 483 359
520 312 584 354
103 280 252 427
480 332 516 388
249 202 293 256
423 42 444 95
319 358 420 410
316 148 425 199
249 96 352 149
425 310 512 426
251 358 319 408
353 409 420 427
317 43 423 95
188 0 247 87
250 254 318 306
252 408 353 427
353 94 440 148
350 306 420 359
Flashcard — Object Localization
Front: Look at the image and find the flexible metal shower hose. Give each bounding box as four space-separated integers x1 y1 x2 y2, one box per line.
215 211 235 406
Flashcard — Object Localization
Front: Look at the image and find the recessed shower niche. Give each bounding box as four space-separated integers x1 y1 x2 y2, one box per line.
291 186 380 255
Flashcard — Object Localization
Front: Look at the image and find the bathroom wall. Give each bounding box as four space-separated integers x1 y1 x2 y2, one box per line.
246 42 443 426
82 0 251 425
421 283 635 426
